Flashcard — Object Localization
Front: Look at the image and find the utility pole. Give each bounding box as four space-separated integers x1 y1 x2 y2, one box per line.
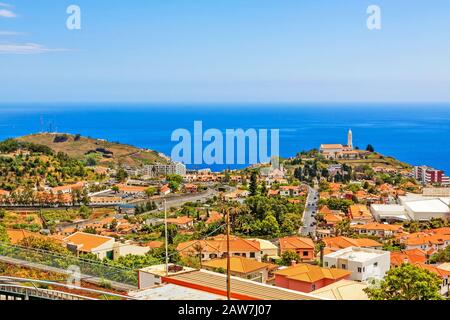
226 207 231 300
164 199 169 276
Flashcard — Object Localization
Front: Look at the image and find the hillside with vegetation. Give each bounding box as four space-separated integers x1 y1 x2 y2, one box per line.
16 133 167 168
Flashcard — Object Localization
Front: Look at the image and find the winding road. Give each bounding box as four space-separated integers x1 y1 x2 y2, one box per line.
299 185 319 237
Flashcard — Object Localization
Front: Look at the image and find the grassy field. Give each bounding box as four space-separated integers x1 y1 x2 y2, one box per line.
1 210 43 231
338 153 412 169
17 133 167 168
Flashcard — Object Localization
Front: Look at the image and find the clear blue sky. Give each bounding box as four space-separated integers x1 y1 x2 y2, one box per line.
1 0 450 104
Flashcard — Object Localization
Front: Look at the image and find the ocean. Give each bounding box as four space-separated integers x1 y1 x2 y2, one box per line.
0 104 449 173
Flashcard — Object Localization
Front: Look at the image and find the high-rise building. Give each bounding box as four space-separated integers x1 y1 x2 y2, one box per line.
414 165 450 185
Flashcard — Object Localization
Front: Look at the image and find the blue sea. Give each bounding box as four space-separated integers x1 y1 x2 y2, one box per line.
0 104 449 173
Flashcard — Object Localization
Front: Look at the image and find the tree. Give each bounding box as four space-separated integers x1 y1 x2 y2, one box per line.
335 218 353 236
249 172 258 196
260 181 267 195
0 224 9 243
161 224 178 245
366 144 375 152
429 245 450 264
315 239 326 266
257 214 280 237
145 187 157 198
281 250 300 266
116 168 128 183
364 264 443 300
293 167 303 181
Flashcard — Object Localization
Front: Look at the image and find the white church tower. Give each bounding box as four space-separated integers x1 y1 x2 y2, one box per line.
348 129 353 149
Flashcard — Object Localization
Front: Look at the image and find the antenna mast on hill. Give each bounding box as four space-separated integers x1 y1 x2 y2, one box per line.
226 207 231 300
164 199 169 276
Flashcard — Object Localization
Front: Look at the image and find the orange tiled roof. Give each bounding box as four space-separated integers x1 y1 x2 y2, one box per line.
145 240 164 249
348 205 372 220
416 263 450 278
51 182 84 193
202 257 270 274
323 213 343 224
274 263 350 283
63 232 114 252
279 236 315 252
116 184 147 192
177 235 260 255
166 216 194 225
390 250 427 266
205 211 223 225
323 236 382 250
352 222 403 232
319 206 333 215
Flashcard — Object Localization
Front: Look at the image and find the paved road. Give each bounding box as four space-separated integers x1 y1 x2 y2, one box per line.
132 185 236 213
299 185 319 237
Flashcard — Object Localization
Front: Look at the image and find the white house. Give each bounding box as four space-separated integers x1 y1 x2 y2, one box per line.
279 186 301 197
64 232 150 260
64 232 116 260
323 247 390 282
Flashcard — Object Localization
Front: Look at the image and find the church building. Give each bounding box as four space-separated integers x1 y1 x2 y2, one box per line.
320 130 359 160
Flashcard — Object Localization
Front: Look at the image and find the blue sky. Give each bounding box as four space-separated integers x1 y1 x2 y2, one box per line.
1 0 450 104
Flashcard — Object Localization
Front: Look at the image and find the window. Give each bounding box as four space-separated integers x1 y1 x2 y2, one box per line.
324 262 328 267
374 262 378 267
357 267 362 273
250 252 255 258
341 264 346 269
311 284 316 291
303 251 308 257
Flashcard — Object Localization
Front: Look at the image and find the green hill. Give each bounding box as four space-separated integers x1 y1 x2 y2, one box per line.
15 133 168 168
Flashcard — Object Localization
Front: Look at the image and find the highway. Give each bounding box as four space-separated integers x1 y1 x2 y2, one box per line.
299 185 319 237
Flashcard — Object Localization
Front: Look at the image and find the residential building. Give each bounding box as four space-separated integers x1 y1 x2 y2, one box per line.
397 232 450 253
279 186 302 197
390 249 428 267
63 232 150 260
89 196 124 205
414 165 450 186
64 232 116 260
348 204 374 224
323 236 383 254
115 184 148 196
323 247 390 281
202 257 273 283
177 235 262 261
248 238 279 260
274 263 351 293
351 222 404 238
160 184 171 195
140 161 187 177
278 236 315 261
166 216 194 230
311 279 369 300
50 182 85 194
